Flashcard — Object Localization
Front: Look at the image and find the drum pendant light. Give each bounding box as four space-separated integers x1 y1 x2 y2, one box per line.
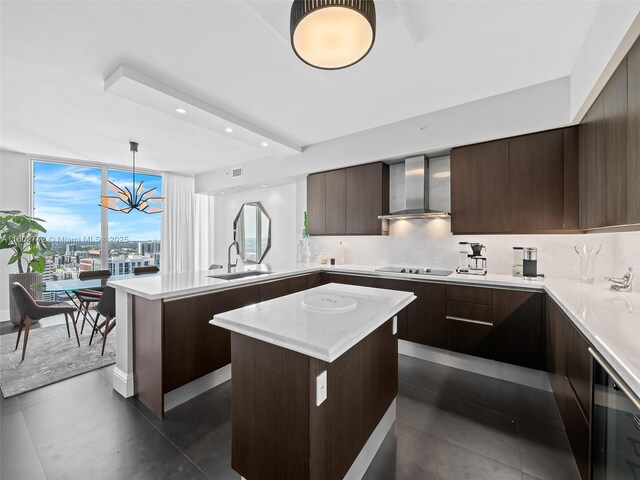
290 0 376 70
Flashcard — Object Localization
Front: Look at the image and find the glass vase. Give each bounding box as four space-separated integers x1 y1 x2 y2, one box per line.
574 244 601 284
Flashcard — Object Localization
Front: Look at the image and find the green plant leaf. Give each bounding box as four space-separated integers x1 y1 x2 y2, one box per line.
8 253 19 264
29 256 46 273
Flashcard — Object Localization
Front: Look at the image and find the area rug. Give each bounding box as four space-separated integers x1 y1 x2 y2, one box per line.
0 323 116 398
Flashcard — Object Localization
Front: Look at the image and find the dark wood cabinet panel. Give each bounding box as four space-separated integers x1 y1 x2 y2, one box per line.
509 130 565 231
446 285 492 305
307 173 326 235
259 279 287 302
451 139 510 233
546 299 567 412
409 283 446 348
603 59 629 226
342 274 374 288
492 290 543 369
627 38 640 224
446 300 493 324
565 319 591 420
446 318 493 359
325 169 346 234
346 162 389 235
563 127 580 230
563 383 590 480
286 275 310 295
580 94 606 229
307 162 389 236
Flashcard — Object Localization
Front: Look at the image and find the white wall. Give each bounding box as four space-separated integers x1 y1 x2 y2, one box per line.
570 2 640 121
196 77 570 194
213 182 299 269
0 150 31 318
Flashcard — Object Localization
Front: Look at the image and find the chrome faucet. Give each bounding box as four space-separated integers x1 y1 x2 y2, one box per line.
605 267 634 292
227 240 239 273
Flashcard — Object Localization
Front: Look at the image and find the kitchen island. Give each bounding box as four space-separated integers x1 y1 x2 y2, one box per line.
211 283 416 480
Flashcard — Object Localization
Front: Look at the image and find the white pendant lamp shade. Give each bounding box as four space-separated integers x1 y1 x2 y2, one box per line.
290 0 376 70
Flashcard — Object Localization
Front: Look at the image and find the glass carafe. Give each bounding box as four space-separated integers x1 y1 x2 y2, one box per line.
574 244 602 284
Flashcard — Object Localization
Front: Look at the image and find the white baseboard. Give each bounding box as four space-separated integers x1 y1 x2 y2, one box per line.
398 340 552 392
112 367 135 398
0 308 9 322
164 363 232 412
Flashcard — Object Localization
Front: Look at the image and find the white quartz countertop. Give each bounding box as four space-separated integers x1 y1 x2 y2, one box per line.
108 262 544 301
210 283 416 362
109 262 640 397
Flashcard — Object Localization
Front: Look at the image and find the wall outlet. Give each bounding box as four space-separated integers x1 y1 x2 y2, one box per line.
392 316 398 335
316 370 327 406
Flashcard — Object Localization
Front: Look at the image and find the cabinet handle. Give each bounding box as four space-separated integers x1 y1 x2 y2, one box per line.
446 315 492 327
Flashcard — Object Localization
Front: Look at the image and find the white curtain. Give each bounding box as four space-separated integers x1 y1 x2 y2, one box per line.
194 193 215 271
161 174 195 274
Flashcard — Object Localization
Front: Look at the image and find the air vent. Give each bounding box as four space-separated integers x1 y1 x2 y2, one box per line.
232 167 243 178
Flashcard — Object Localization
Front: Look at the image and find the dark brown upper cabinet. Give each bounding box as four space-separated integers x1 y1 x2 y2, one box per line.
306 172 326 235
451 127 579 234
306 162 389 236
346 162 389 235
450 139 510 234
509 129 565 232
578 35 640 231
627 37 640 224
604 59 628 226
579 94 606 229
325 169 346 234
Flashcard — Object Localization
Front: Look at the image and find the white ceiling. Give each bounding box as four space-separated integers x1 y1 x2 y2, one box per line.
0 0 602 174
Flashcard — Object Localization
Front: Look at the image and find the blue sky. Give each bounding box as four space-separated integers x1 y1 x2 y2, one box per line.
33 162 162 242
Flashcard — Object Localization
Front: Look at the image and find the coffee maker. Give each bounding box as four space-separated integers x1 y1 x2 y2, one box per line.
456 242 487 275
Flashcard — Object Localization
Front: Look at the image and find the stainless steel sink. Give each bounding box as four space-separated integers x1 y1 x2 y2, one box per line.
209 271 271 280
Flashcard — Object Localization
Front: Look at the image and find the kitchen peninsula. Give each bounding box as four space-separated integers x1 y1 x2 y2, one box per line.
108 263 640 430
212 283 415 480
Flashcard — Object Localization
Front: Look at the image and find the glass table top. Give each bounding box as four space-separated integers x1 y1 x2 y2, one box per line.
31 273 155 293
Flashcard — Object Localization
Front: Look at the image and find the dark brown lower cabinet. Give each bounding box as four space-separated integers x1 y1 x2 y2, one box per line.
492 290 543 369
546 299 591 480
446 319 493 359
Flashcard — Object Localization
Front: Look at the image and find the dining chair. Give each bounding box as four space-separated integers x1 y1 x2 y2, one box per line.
10 282 79 361
133 266 159 275
89 286 116 356
76 270 111 335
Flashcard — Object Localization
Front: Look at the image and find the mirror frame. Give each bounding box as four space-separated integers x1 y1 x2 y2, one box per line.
233 201 272 264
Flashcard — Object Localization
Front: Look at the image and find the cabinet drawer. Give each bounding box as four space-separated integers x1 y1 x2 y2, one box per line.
446 301 493 324
446 285 492 305
446 317 493 359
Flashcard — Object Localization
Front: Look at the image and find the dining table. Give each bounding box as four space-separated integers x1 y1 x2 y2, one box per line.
31 273 157 335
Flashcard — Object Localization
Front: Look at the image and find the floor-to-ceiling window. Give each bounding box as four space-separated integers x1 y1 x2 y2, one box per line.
32 160 162 284
107 168 162 275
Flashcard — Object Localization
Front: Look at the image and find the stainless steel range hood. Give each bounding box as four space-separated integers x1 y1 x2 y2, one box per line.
378 155 450 220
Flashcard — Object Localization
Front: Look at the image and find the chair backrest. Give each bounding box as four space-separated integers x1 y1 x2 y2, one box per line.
134 266 159 275
78 269 111 280
10 282 39 320
95 286 116 318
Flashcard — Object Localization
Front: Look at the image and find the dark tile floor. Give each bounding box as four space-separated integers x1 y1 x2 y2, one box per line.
0 354 581 480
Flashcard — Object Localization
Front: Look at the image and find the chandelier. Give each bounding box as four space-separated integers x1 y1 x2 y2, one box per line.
99 142 164 214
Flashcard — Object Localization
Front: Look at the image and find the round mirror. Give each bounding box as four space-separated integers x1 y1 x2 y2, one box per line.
233 202 271 264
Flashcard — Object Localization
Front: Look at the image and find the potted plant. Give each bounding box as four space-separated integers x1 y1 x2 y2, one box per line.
0 210 50 325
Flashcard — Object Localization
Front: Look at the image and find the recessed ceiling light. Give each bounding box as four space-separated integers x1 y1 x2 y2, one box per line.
225 127 233 133
262 184 267 188
261 142 269 147
175 107 187 114
220 191 225 195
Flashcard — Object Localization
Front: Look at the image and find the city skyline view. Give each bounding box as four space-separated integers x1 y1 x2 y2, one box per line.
33 161 162 243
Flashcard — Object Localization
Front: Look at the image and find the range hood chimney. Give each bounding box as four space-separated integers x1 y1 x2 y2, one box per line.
378 155 450 220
